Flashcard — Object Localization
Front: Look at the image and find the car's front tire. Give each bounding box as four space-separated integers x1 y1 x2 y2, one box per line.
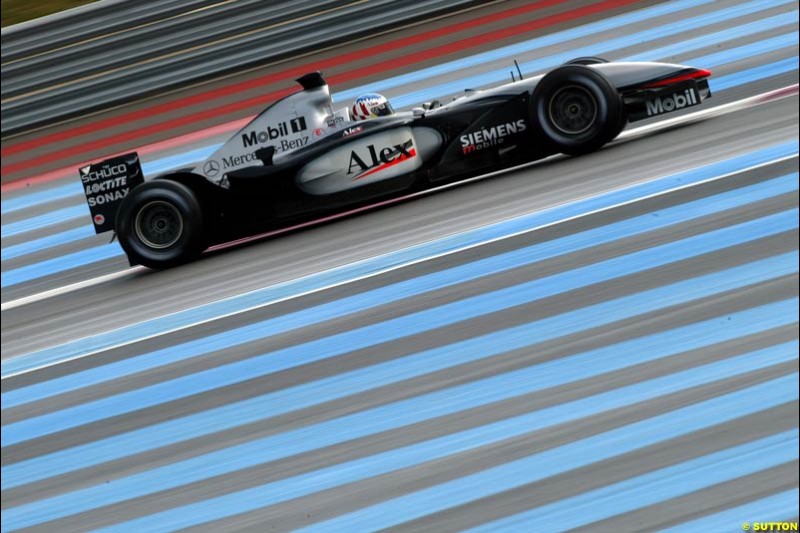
532 65 622 155
563 56 609 66
116 180 205 269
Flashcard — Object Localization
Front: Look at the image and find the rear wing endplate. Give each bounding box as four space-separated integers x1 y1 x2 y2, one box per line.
79 152 144 233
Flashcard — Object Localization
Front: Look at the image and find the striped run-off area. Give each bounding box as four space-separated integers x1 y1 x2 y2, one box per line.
2 0 799 531
2 145 799 531
2 0 799 297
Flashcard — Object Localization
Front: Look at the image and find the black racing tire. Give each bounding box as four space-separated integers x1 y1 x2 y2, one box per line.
532 65 622 155
116 180 205 269
609 107 629 140
563 56 609 66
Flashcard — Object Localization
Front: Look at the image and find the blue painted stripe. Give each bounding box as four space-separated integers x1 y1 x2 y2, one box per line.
3 140 795 380
4 172 795 411
1 183 82 215
467 433 800 533
2 253 796 490
98 372 800 533
4 340 796 530
1 225 96 261
14 299 791 486
297 377 799 533
4 207 796 446
0 243 123 288
0 0 786 220
622 15 797 62
658 489 800 533
685 31 798 67
0 204 87 239
712 56 800 91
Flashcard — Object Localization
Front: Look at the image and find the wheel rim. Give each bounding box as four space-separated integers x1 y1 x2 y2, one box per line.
134 200 183 249
547 85 598 135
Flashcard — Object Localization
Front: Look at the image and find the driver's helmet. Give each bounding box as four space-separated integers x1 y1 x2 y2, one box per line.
351 93 394 121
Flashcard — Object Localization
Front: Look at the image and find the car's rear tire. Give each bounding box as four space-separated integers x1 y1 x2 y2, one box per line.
532 65 622 155
116 180 205 269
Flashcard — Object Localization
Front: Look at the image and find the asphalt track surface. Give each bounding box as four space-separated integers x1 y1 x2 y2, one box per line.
2 0 800 531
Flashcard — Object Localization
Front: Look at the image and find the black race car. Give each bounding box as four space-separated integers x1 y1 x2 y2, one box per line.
80 58 711 268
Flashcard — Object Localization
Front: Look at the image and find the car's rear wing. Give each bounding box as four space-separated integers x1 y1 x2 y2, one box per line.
79 152 144 233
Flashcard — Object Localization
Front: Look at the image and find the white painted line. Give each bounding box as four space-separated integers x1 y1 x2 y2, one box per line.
1 86 796 312
0 267 143 311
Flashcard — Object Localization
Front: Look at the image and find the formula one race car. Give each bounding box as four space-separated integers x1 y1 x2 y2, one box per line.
80 58 711 268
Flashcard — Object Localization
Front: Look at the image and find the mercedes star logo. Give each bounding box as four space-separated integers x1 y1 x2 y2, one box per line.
204 159 221 177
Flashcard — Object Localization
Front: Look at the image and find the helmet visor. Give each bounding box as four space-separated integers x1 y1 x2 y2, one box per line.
370 101 394 117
